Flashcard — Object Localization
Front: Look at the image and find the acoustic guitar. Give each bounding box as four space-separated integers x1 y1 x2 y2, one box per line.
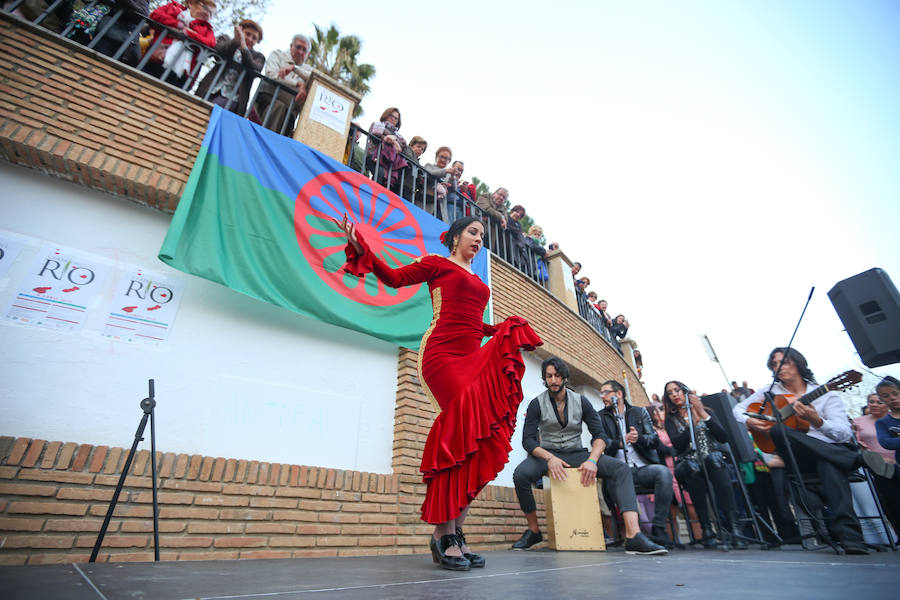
745 370 862 454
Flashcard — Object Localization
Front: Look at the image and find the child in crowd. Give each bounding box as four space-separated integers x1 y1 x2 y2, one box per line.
144 0 216 88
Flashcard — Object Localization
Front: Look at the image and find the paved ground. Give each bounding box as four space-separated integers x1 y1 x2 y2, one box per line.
2 545 898 600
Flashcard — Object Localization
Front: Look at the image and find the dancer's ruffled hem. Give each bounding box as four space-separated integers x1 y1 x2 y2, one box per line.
419 315 541 524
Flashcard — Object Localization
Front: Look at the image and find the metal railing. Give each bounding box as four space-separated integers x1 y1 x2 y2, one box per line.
576 292 623 355
345 125 550 290
3 1 302 136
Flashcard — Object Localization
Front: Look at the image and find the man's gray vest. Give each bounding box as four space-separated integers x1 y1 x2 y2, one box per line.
537 388 584 451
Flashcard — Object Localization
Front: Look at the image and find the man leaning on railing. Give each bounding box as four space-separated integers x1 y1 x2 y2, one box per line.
254 33 311 135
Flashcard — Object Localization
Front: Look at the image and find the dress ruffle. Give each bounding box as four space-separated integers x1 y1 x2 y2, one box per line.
419 315 541 524
343 235 374 278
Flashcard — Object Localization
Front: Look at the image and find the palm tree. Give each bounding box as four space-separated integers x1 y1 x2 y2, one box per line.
308 24 376 118
471 176 491 199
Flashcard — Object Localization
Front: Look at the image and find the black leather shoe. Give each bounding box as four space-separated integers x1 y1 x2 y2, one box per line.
512 529 543 550
840 540 872 555
650 526 675 549
700 526 716 549
430 535 471 570
624 532 668 555
861 450 895 479
455 528 485 568
731 526 748 549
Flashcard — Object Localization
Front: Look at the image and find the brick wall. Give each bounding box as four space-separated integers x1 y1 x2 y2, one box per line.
0 431 542 565
0 14 208 212
0 15 642 564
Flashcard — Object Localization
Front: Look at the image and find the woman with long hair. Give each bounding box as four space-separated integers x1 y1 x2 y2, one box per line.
662 381 745 549
649 403 701 540
339 215 541 571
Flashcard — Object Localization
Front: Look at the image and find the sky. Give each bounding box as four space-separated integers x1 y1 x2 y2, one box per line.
251 1 900 410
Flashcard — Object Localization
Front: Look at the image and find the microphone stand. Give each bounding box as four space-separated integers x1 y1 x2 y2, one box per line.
615 371 630 466
682 384 727 550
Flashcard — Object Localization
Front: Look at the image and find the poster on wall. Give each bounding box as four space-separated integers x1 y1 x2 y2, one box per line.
101 268 185 343
308 84 351 133
3 244 111 332
0 231 25 279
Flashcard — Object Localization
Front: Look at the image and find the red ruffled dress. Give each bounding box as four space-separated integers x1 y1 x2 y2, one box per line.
345 235 542 524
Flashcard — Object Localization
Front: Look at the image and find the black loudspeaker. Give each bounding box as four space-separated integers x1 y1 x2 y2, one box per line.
700 392 757 464
828 268 900 368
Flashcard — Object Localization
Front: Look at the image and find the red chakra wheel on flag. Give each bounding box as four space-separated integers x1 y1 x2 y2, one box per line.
294 170 426 306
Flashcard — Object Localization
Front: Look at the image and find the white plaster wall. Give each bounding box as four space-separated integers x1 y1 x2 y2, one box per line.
0 162 399 473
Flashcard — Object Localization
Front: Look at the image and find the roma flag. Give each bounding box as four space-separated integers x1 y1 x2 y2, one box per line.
159 106 489 349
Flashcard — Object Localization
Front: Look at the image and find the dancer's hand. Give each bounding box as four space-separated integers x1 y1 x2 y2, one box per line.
337 214 362 254
546 455 570 481
578 460 598 486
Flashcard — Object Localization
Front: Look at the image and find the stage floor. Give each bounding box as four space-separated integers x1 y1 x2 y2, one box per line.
2 545 897 600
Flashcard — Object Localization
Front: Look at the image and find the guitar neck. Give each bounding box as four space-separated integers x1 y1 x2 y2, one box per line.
777 384 829 419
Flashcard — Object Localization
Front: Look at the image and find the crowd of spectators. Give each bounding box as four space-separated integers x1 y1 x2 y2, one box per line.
4 1 316 135
4 0 640 366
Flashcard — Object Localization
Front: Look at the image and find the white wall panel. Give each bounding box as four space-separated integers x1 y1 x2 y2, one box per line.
0 162 398 473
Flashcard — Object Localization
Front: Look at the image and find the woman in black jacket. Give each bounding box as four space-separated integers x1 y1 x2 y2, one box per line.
663 381 746 549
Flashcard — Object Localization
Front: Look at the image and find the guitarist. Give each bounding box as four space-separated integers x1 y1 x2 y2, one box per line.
733 347 868 554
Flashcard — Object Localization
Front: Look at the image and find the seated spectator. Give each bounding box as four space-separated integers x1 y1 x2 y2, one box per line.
571 261 582 278
365 107 409 189
255 34 311 134
144 0 216 89
196 20 265 116
611 314 629 339
599 380 674 547
525 225 547 281
475 187 508 229
874 376 900 536
596 299 613 328
856 394 895 465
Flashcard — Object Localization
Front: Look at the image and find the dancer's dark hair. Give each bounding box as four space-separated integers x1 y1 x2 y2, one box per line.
442 216 482 252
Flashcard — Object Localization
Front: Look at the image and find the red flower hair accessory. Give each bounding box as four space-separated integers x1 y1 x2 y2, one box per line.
439 230 447 244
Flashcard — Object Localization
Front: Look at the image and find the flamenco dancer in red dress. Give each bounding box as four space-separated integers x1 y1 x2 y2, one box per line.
340 214 542 571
